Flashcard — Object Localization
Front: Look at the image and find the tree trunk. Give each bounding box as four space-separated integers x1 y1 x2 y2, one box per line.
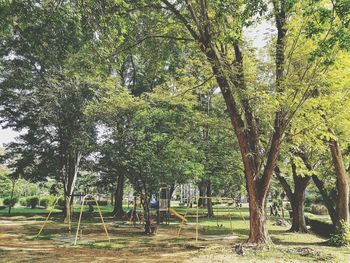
276 164 309 232
142 196 151 234
62 151 81 222
111 191 114 206
330 139 349 225
198 180 206 207
169 183 175 208
248 199 270 244
290 188 308 232
207 181 214 217
312 175 337 225
113 174 125 216
8 179 16 215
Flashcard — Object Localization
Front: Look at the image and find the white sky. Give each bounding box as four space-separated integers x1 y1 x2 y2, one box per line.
0 127 18 146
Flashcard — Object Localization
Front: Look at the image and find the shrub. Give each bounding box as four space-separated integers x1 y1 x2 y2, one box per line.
304 207 312 213
97 200 108 206
40 196 53 208
26 196 39 209
285 202 291 210
311 204 328 215
305 194 323 207
56 197 66 211
3 197 18 207
85 200 108 206
329 220 350 247
19 198 27 207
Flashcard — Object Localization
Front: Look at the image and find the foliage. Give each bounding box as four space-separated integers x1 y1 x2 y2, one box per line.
39 196 54 209
3 197 18 207
310 204 328 215
19 198 27 207
329 220 350 247
26 196 39 209
305 194 324 208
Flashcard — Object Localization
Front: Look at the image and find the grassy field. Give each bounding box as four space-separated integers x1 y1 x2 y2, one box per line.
1 204 349 262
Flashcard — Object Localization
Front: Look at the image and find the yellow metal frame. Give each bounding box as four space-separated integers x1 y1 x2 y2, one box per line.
177 196 246 242
36 195 62 238
74 194 111 245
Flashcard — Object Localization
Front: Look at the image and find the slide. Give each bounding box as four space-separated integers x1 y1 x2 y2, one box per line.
169 208 187 222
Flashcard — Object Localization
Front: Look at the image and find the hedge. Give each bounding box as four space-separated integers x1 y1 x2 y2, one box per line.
3 197 18 207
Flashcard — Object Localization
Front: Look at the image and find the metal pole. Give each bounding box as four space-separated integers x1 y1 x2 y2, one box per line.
94 196 111 242
36 195 61 238
196 196 199 242
74 195 86 245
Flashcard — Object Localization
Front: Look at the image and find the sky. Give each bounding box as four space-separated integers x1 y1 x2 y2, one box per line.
0 19 273 147
0 127 18 146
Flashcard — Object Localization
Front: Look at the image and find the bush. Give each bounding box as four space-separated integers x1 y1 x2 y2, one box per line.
19 198 27 207
97 200 108 206
311 204 328 215
285 202 291 210
40 196 53 208
329 220 350 247
26 196 39 209
3 197 18 207
304 207 312 213
85 200 108 206
305 194 323 207
306 217 334 237
56 197 66 211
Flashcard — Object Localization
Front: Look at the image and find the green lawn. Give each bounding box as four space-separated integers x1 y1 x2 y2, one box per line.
1 204 350 262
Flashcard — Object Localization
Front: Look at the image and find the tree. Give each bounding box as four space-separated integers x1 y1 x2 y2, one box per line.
0 1 100 221
115 0 349 243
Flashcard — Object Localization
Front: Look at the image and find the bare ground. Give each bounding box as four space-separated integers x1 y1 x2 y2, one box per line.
0 217 348 263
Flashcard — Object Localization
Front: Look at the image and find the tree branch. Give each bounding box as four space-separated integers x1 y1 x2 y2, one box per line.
275 166 294 202
161 0 200 41
113 34 194 55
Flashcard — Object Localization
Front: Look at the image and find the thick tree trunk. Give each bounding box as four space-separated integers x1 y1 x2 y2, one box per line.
290 189 308 232
62 151 81 222
248 199 270 244
113 174 125 216
330 139 350 225
311 175 337 225
142 196 152 234
276 164 309 232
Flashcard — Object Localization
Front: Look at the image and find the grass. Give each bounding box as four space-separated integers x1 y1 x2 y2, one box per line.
2 204 350 263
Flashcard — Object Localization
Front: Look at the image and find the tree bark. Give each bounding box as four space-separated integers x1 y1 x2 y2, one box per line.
113 174 125 216
248 198 270 244
206 181 214 217
330 139 350 225
312 175 337 225
161 0 288 245
142 196 152 234
198 180 207 207
275 164 310 232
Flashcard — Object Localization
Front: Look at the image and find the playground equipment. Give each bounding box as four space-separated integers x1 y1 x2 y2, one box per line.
74 194 110 245
177 196 246 242
126 196 143 225
169 208 187 222
36 194 110 245
36 195 67 237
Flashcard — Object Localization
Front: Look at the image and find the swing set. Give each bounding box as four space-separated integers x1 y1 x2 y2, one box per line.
36 194 110 245
177 196 246 242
